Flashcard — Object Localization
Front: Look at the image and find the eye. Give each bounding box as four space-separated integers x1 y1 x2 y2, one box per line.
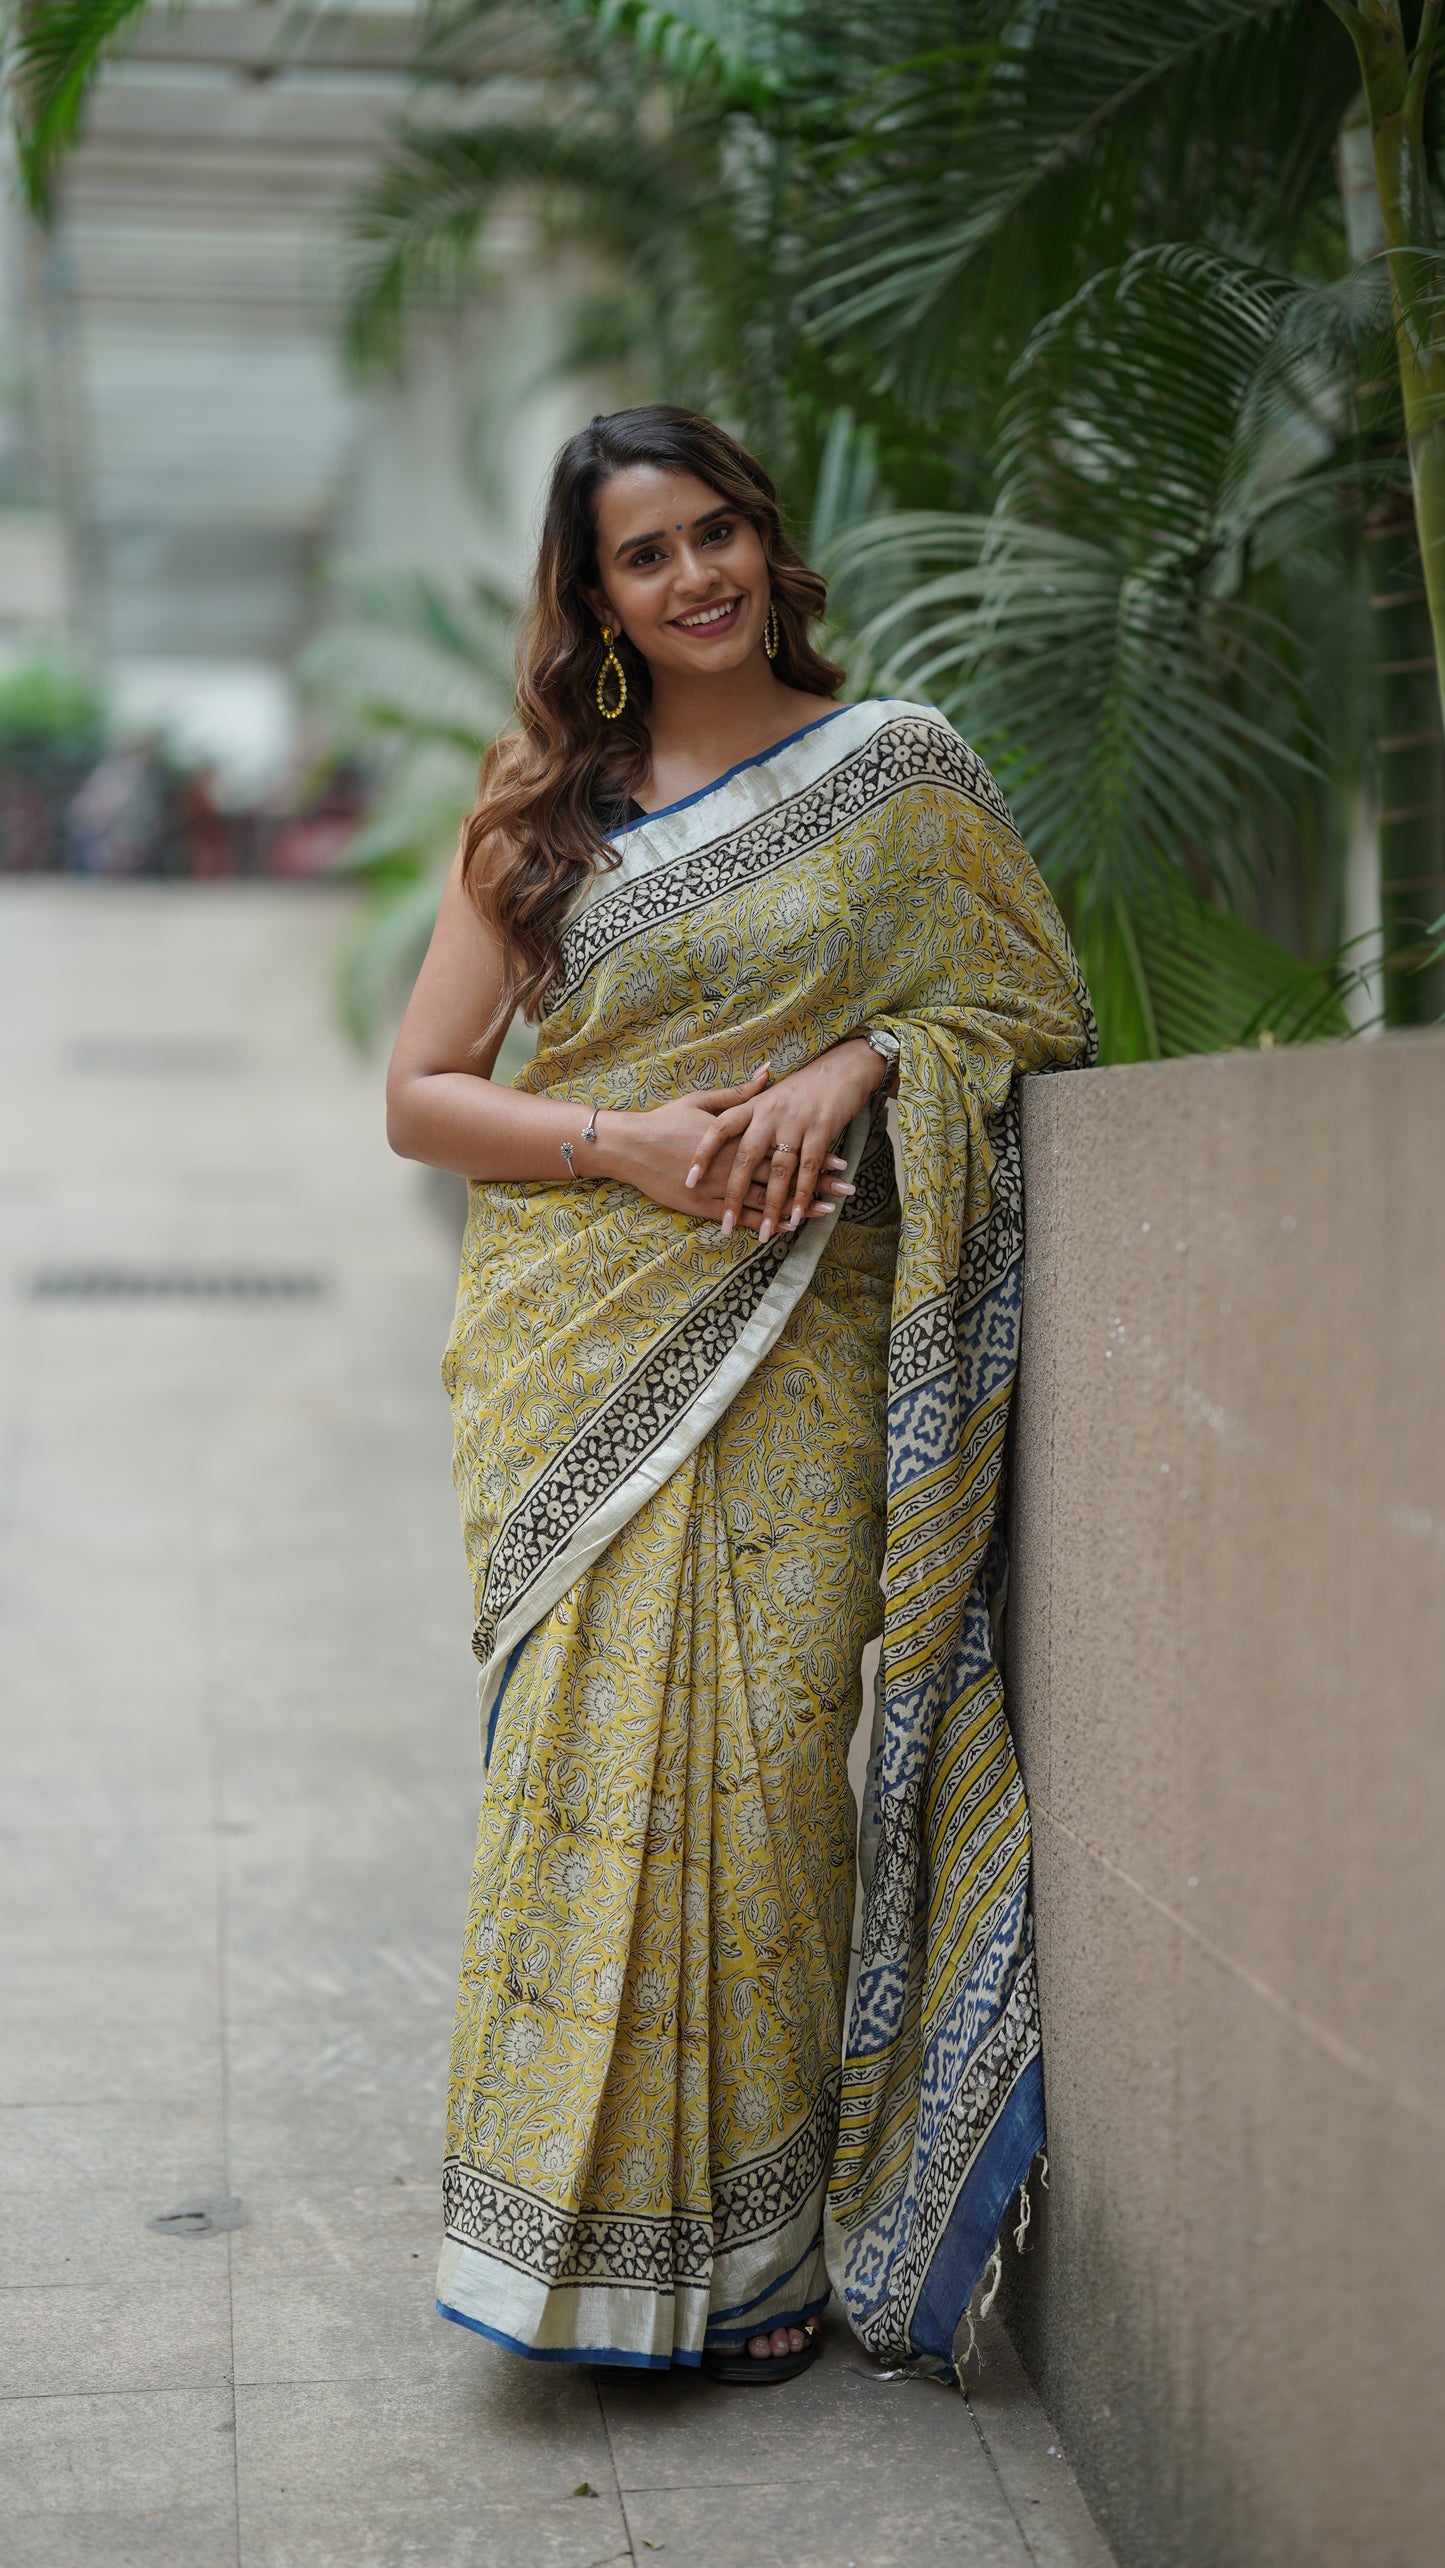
629 546 665 569
702 521 734 545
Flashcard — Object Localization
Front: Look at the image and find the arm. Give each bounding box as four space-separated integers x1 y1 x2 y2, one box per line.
385 851 851 1229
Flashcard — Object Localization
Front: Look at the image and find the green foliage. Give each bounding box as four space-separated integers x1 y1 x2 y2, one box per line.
797 3 1353 405
0 652 106 765
825 238 1393 1053
9 0 152 214
14 0 1440 1058
296 562 515 1045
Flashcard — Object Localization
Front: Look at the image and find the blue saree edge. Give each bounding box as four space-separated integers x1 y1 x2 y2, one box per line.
437 2301 700 2370
907 2054 1046 2366
608 704 852 835
705 2237 822 2325
482 1632 528 1770
436 2290 830 2366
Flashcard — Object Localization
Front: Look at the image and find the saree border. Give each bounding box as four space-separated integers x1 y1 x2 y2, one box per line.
555 700 1016 1010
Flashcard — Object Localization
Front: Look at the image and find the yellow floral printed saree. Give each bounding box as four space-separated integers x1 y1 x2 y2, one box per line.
437 700 1094 2370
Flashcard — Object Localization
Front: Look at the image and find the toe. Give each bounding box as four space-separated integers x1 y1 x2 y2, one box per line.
747 2332 772 2359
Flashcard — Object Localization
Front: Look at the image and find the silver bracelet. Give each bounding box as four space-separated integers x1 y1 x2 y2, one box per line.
559 1101 600 1182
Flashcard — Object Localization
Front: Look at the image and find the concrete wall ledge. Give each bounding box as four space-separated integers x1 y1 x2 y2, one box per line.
1001 1031 1445 2568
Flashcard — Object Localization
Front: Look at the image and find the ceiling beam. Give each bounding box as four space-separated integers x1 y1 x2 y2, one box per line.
113 3 540 83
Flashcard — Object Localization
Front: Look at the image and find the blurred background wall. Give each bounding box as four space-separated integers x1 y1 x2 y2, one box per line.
0 0 625 910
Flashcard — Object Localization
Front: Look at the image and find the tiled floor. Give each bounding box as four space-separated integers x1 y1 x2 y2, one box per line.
0 884 1113 2567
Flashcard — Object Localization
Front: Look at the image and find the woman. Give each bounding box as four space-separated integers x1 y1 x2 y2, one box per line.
387 406 1093 2385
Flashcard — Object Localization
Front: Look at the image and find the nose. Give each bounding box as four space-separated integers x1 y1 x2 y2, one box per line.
672 542 721 596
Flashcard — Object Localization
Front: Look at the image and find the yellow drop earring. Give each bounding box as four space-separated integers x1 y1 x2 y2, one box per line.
595 625 627 720
764 604 780 662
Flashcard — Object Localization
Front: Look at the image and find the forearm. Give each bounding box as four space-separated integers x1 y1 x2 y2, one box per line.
387 1069 632 1186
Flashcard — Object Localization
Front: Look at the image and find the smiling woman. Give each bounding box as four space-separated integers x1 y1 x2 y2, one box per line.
384 406 1094 2385
447 410 847 1036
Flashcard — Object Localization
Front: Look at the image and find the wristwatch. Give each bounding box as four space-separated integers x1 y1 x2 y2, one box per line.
863 1025 900 1072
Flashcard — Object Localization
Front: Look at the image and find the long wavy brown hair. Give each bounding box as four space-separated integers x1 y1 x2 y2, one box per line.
462 406 845 1023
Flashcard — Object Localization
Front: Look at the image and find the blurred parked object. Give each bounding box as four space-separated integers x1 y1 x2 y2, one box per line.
64 736 162 876
0 647 365 879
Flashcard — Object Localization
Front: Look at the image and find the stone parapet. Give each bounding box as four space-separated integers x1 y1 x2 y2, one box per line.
1001 1032 1445 2568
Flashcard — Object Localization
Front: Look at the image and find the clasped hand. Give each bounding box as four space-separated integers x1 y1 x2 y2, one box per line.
601 1045 887 1240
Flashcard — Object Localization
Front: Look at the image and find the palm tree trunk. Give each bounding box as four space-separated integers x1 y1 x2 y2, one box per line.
1366 494 1445 1019
1325 1 1445 1015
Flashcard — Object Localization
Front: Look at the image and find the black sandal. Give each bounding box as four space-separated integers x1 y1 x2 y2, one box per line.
700 2318 823 2387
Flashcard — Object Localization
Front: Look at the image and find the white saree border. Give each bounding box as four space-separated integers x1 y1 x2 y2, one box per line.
437 2179 829 2368
436 2239 714 2368
474 1094 874 1746
569 699 887 920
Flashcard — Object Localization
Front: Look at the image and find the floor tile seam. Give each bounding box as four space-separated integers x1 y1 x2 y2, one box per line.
231 2497 633 2519
212 1630 242 2568
960 2390 1041 2565
227 2368 548 2392
590 2370 636 2565
611 2473 834 2495
0 2381 235 2403
0 1946 223 1960
0 2279 234 2295
1034 1803 1445 2132
0 2097 227 2119
0 1819 224 1832
0 2091 226 2108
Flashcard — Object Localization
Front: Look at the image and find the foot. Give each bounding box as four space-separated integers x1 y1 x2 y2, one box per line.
746 2319 817 2361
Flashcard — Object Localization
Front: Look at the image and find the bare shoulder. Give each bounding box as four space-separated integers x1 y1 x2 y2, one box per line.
784 688 847 725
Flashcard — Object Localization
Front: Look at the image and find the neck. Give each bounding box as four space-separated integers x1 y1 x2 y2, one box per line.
643 653 801 765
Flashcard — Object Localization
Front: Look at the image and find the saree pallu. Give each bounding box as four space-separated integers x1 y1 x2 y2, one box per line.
437 700 1094 2370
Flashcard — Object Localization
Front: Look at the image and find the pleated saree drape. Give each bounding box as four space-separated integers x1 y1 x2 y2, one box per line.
436 700 1094 2369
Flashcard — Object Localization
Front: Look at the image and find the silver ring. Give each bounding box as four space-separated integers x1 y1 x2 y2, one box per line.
771 1144 798 1159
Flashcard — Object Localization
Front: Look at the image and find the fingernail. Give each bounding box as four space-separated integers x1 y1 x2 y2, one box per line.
758 1218 773 1243
721 1211 735 1236
825 1156 848 1169
788 1208 802 1230
685 1167 699 1188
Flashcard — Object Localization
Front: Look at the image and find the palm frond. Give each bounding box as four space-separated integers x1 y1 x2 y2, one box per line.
335 869 453 1051
798 0 1353 411
299 558 519 1043
9 0 151 214
296 562 515 752
1075 873 1354 1065
558 0 782 111
342 116 694 371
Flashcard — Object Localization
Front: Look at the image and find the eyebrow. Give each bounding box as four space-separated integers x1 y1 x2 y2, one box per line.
612 504 731 562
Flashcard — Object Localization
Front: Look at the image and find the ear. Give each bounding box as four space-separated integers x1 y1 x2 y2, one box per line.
581 583 612 632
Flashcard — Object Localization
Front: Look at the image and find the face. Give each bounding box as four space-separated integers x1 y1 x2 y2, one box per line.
585 465 772 681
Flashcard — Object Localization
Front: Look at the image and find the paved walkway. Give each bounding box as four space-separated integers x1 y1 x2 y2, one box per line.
0 885 1113 2567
